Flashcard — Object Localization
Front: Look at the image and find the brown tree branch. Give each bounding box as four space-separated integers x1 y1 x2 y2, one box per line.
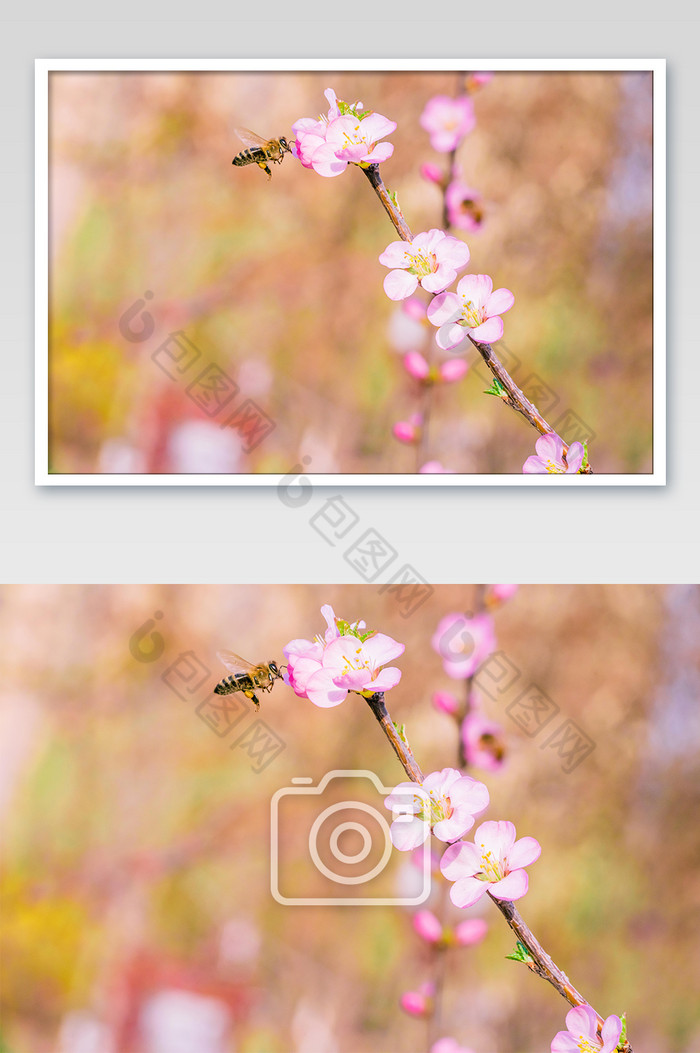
361 162 592 473
363 686 631 1052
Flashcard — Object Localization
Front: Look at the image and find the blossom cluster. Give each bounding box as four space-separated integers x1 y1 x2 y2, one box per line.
292 88 396 178
283 604 404 708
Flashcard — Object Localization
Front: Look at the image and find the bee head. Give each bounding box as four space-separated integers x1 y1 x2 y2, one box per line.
269 660 281 677
280 137 290 152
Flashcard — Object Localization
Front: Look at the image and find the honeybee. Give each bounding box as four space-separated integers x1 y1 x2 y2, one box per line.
231 127 292 180
214 650 283 707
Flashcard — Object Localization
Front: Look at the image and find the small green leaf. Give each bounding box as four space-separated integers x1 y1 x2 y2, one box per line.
505 940 534 965
336 619 377 643
580 441 590 472
484 377 507 398
393 722 408 744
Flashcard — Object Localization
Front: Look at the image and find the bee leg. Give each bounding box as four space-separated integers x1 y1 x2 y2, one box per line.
257 161 272 180
244 689 261 708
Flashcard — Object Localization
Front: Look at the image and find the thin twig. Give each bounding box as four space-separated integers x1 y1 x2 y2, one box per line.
364 691 424 782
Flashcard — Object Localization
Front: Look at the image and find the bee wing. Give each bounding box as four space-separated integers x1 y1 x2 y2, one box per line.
217 650 257 675
234 127 269 150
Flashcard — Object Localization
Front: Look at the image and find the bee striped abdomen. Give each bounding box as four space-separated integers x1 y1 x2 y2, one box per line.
232 148 267 167
214 674 250 695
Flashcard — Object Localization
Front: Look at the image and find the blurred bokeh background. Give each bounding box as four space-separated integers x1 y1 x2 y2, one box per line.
1 584 697 1052
47 69 654 475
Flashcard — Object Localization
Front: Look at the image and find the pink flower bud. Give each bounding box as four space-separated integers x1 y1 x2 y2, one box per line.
465 71 493 93
403 351 430 380
432 690 458 715
487 584 518 605
413 910 443 944
393 420 419 444
439 359 469 383
453 918 488 946
401 984 435 1017
400 992 428 1016
420 162 444 184
403 297 427 322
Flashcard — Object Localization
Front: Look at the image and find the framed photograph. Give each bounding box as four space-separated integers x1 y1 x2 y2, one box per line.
1 583 693 1052
36 59 665 484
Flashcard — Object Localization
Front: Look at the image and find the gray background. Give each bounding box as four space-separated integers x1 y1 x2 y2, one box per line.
2 8 696 583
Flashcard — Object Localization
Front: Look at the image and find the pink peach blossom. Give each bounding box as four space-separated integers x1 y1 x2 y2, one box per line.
305 632 404 708
413 909 443 944
312 111 396 177
523 434 585 475
291 88 342 168
379 229 470 301
428 274 514 348
445 179 484 232
432 611 496 679
283 606 403 708
292 89 396 177
551 1006 623 1053
420 95 476 152
432 690 459 716
385 768 489 851
283 603 340 696
441 820 541 908
461 712 506 772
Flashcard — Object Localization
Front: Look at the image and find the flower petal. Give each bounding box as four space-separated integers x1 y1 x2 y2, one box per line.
391 815 429 851
522 454 547 474
364 142 394 163
508 836 541 869
379 241 412 267
550 1032 582 1053
433 813 476 841
306 667 348 707
371 665 403 691
449 876 487 908
536 433 565 462
565 442 585 473
436 322 467 352
470 316 504 343
384 269 419 300
421 269 456 294
474 820 516 856
363 633 406 665
484 287 515 316
565 1006 599 1040
440 840 480 880
490 869 529 901
601 1015 623 1052
427 292 459 327
457 273 492 305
